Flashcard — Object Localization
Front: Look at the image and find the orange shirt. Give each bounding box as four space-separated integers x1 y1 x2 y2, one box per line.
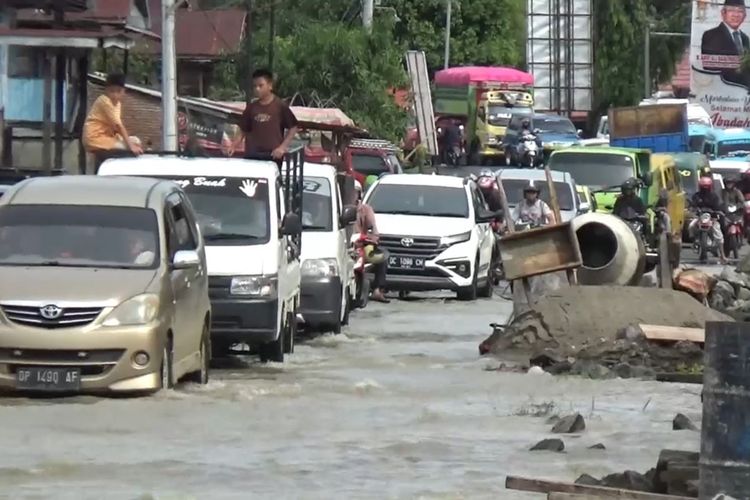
82 95 123 152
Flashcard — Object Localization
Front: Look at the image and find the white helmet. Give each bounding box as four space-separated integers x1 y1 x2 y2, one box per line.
354 180 363 193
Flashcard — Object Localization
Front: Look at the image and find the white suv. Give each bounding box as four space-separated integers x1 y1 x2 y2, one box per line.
363 174 499 300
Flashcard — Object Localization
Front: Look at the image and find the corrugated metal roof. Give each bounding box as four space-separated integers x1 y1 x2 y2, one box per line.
147 0 246 57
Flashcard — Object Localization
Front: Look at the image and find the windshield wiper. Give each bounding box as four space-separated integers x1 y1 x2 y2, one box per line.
592 184 622 194
204 233 262 241
303 224 329 230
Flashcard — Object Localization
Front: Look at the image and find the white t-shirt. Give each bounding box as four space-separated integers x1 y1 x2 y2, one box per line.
513 199 552 225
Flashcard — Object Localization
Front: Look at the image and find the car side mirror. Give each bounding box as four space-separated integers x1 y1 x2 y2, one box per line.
578 202 590 214
172 249 200 269
641 172 653 187
341 205 357 225
281 212 302 236
577 129 583 137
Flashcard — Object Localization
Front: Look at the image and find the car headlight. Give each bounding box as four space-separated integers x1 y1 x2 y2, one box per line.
102 294 159 326
439 231 472 247
230 275 277 297
302 258 338 278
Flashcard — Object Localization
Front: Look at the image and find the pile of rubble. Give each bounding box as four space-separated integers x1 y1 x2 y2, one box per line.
707 259 750 321
480 285 730 378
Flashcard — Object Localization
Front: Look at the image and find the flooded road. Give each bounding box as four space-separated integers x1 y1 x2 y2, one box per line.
0 293 701 499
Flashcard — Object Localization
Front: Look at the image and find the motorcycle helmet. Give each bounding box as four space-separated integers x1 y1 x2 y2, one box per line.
726 175 738 186
521 119 531 129
365 174 378 191
698 176 713 190
523 181 539 193
621 177 638 194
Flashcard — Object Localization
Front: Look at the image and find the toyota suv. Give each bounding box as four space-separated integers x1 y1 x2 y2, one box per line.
0 176 211 395
363 174 499 300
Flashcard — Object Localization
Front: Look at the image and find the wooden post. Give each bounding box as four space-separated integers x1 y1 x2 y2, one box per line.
77 56 89 174
496 175 534 306
42 52 53 173
54 50 65 171
544 163 577 285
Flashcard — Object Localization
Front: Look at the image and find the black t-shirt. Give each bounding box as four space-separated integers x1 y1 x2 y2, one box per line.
239 96 299 155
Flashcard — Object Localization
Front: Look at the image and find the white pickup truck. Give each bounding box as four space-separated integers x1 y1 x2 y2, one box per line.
98 152 304 363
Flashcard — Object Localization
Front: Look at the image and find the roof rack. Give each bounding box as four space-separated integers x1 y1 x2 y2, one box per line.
348 138 399 152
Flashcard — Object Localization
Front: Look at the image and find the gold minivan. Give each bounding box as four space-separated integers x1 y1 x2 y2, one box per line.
0 176 211 394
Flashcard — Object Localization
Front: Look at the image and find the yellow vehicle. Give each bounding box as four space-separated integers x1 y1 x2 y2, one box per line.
576 184 597 213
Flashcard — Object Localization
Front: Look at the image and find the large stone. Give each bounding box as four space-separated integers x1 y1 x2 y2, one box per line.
737 252 750 274
599 470 654 492
738 286 750 302
574 473 601 486
616 324 645 342
570 360 611 379
588 443 606 450
710 280 737 310
530 438 564 452
673 413 699 431
720 267 750 292
551 413 586 433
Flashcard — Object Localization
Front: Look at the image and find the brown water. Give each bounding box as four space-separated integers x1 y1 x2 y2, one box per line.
0 293 701 499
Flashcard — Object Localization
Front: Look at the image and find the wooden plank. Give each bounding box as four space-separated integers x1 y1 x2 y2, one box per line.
505 475 692 499
639 324 704 343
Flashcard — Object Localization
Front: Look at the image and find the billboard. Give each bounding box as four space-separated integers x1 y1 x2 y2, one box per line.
690 0 750 127
526 0 593 114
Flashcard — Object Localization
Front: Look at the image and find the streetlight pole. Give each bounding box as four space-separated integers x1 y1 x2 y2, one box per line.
363 0 374 33
161 0 178 151
644 25 691 99
444 0 452 69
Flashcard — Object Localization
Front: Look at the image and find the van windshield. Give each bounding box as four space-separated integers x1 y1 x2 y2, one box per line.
548 152 635 189
302 176 333 231
718 140 750 157
352 154 389 176
500 180 575 210
0 205 159 268
368 184 469 218
164 176 270 246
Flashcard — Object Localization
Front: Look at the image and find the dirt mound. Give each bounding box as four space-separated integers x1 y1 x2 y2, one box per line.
483 286 731 357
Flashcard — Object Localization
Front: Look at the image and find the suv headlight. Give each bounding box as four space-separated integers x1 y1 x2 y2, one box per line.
439 231 472 247
102 294 159 326
230 275 277 297
302 258 338 278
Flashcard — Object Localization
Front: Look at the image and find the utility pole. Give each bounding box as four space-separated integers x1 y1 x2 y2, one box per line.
363 0 374 33
444 0 452 69
246 0 254 104
161 0 178 151
268 0 276 71
644 25 691 99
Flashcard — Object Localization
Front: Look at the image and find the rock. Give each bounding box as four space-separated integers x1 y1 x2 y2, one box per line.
588 443 606 450
616 324 645 342
737 252 750 274
527 365 546 375
530 438 564 452
738 286 750 302
629 365 656 379
529 351 564 368
547 360 573 375
613 362 633 378
599 470 654 492
571 360 611 379
710 280 737 310
574 473 601 486
551 413 586 433
673 413 699 431
720 266 750 291
727 299 750 314
545 415 560 425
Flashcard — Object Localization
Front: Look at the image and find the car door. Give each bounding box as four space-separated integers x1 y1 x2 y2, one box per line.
178 191 208 335
335 180 354 296
469 185 492 275
165 192 200 370
278 180 300 315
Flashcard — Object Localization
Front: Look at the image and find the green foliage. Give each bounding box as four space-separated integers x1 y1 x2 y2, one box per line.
90 43 158 86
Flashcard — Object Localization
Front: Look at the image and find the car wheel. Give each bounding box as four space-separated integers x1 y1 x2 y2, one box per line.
478 264 494 298
186 324 210 385
160 341 174 390
457 260 478 301
283 307 296 354
260 316 285 363
341 288 351 326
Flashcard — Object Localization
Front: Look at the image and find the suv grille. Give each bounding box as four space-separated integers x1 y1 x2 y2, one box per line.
378 235 441 260
1 305 103 329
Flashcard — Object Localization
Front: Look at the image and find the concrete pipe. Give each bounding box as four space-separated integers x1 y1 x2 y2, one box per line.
571 212 647 286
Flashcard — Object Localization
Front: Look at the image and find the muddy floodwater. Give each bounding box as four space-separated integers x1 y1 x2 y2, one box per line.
0 293 701 499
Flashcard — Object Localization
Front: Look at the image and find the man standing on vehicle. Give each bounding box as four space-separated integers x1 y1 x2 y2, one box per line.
227 68 299 160
353 181 389 303
613 178 647 219
512 183 555 226
689 176 728 264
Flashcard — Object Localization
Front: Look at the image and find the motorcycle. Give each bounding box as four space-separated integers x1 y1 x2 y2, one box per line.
518 134 539 168
724 204 744 259
476 172 505 284
350 233 374 309
744 192 750 243
694 210 721 263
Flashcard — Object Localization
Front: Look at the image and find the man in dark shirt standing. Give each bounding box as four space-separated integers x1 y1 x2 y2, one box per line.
228 68 299 159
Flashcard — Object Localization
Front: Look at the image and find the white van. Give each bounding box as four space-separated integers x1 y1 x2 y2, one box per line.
98 154 303 363
298 163 357 333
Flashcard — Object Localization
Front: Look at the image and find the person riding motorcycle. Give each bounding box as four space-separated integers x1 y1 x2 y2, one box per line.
517 119 542 158
353 180 389 303
477 171 504 213
724 175 745 207
613 178 646 220
439 120 463 165
512 182 555 227
689 176 727 264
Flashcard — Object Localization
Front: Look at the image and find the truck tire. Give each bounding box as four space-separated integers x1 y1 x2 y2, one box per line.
260 316 285 363
283 308 296 354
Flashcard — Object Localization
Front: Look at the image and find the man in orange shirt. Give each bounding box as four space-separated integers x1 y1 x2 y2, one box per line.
83 73 142 172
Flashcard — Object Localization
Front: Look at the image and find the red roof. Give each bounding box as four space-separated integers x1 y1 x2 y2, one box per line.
660 50 690 91
434 66 534 87
148 0 246 57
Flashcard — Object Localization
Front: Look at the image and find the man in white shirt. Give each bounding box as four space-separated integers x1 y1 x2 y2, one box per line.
511 182 555 227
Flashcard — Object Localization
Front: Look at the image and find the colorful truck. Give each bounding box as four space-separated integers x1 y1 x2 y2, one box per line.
608 103 689 153
433 66 534 164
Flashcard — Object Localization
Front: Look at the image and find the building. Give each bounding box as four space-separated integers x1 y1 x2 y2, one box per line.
0 0 155 171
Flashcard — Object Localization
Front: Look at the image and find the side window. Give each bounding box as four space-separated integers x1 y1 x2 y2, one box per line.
178 192 201 245
168 194 196 251
703 142 713 155
471 186 488 212
276 179 284 221
478 106 486 122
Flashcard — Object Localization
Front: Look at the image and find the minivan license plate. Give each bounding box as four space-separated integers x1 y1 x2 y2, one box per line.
16 367 81 391
388 255 425 269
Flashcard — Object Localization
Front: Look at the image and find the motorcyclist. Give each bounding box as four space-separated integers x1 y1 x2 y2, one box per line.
477 171 504 213
723 175 744 208
516 119 542 162
353 181 389 303
739 169 750 195
612 178 646 220
689 176 727 264
439 120 462 165
512 182 555 226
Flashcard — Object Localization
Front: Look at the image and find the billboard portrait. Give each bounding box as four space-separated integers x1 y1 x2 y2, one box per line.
691 0 750 127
